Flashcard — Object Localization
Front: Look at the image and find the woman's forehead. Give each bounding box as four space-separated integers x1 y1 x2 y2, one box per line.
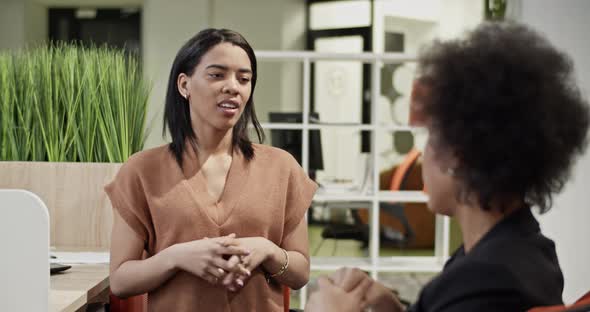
199 42 251 72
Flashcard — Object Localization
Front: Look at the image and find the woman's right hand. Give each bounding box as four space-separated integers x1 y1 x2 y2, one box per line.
331 267 405 312
171 233 251 285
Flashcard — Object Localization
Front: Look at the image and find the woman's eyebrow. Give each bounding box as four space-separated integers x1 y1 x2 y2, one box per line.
205 64 252 74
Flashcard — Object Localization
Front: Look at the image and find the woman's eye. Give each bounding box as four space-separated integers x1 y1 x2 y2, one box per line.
240 77 251 83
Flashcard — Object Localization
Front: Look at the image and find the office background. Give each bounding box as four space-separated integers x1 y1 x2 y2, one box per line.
0 0 589 305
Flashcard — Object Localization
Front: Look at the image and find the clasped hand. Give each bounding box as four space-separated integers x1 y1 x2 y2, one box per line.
174 233 275 292
305 268 405 312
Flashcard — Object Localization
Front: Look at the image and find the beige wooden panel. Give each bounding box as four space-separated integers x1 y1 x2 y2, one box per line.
0 162 121 248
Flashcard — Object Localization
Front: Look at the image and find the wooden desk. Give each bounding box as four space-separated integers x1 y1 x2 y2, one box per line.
50 264 110 312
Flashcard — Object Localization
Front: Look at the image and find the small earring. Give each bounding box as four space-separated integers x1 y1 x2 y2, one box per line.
446 168 455 176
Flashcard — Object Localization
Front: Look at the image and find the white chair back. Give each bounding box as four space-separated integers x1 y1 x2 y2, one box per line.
0 189 49 311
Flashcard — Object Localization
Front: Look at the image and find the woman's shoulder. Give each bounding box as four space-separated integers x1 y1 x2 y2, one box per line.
252 143 299 167
125 144 172 168
117 143 176 180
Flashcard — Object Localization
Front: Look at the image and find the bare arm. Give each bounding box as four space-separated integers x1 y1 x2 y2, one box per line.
109 210 250 298
263 216 310 289
109 209 177 298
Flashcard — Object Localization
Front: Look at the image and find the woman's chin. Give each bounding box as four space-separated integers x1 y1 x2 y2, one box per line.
214 114 242 130
211 120 238 132
427 201 454 216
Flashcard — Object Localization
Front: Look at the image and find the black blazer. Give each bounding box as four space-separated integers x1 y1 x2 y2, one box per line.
408 208 564 312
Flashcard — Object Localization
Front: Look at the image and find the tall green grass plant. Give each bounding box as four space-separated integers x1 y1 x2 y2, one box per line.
0 43 150 162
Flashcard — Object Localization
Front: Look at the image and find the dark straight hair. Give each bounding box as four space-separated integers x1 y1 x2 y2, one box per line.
163 28 265 168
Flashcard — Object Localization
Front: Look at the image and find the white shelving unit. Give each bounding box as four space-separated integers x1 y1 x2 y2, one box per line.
256 51 451 306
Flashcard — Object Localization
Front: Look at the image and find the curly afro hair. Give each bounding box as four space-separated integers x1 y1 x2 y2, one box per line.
417 22 589 213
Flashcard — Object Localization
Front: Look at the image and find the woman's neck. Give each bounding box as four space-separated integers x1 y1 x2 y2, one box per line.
192 125 233 162
456 201 520 253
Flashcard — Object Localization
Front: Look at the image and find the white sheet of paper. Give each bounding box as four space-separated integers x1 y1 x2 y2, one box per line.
50 251 110 264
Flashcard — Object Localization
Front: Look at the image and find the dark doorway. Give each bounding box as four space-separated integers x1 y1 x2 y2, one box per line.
49 8 141 56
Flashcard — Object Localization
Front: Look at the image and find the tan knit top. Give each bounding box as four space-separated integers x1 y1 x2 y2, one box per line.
105 143 318 311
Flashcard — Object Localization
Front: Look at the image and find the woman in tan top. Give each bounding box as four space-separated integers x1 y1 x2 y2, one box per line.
105 28 318 311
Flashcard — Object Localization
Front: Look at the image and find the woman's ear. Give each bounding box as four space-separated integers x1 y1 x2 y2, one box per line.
409 78 431 126
447 152 460 174
177 73 190 99
430 135 459 176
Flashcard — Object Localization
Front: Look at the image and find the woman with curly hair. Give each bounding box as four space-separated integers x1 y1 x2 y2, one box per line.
306 22 589 312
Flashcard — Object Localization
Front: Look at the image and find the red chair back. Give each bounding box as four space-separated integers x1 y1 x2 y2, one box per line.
110 287 291 312
528 291 590 312
109 293 147 312
283 286 290 312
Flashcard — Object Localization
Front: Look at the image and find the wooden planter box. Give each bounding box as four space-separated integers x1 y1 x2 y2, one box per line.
0 161 121 249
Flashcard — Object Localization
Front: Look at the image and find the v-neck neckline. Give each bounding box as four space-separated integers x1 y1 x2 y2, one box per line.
181 146 249 227
199 153 234 204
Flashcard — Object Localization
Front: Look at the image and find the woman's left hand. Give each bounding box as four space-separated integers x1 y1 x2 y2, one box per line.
236 237 276 271
220 237 277 291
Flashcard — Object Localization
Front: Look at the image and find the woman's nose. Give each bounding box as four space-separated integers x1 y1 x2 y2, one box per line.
222 77 239 95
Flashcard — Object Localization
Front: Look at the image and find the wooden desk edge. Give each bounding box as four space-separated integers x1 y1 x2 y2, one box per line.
50 264 110 312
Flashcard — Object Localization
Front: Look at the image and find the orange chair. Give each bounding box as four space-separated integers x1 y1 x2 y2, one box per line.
389 148 423 191
528 291 590 312
356 148 435 248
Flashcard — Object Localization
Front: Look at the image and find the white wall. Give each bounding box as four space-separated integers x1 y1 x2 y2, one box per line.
437 0 484 40
142 0 211 148
310 0 371 30
211 0 306 125
279 0 306 112
372 0 483 53
372 0 483 172
519 0 590 303
211 0 284 126
24 1 47 47
141 0 306 147
0 1 26 50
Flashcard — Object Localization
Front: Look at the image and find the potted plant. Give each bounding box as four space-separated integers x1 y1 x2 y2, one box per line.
0 43 151 249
